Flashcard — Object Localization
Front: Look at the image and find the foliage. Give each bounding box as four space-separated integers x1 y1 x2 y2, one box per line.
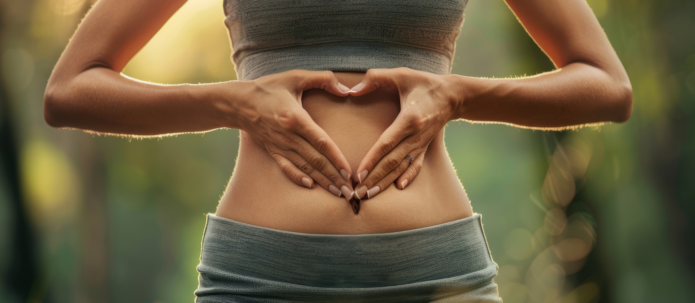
0 0 693 302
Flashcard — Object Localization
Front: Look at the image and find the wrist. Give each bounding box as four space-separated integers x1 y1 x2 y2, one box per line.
187 80 253 130
444 74 494 121
442 74 468 120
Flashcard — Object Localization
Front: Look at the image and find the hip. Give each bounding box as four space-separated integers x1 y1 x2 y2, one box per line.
195 213 500 302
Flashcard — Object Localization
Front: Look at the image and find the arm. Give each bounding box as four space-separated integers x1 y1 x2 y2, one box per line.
450 0 632 129
44 0 236 136
44 0 356 200
348 0 632 199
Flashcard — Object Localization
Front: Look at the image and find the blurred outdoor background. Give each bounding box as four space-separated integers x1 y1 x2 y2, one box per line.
1 0 694 302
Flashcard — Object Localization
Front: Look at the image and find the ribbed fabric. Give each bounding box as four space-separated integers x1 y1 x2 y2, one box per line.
195 213 501 302
223 0 469 80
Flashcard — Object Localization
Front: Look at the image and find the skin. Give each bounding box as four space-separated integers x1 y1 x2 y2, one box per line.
44 0 631 234
349 0 632 198
44 0 356 202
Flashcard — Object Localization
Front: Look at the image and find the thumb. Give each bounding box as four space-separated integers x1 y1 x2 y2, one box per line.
348 68 405 96
298 70 350 97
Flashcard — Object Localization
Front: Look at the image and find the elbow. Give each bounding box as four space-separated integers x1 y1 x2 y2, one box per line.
43 84 67 128
612 80 633 123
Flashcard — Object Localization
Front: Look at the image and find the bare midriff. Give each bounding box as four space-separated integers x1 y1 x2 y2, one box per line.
216 72 473 234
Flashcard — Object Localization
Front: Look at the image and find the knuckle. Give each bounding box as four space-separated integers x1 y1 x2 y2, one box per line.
395 67 409 76
362 174 377 187
282 70 298 81
275 110 299 129
320 70 333 82
414 161 423 170
379 138 397 155
313 174 328 186
406 114 426 130
305 71 332 90
313 136 329 154
308 154 326 171
280 162 295 177
397 158 410 172
272 155 300 181
269 151 283 162
402 169 415 181
389 168 403 182
298 161 314 174
288 69 302 78
369 170 387 185
292 71 306 84
273 133 295 150
264 140 278 152
384 156 401 170
413 162 423 173
325 173 341 183
400 166 412 179
365 69 381 87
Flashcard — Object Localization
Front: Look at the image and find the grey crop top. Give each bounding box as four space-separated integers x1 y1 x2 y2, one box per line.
223 0 468 81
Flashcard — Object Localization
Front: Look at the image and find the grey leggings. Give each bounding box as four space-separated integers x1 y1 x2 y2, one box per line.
195 213 502 302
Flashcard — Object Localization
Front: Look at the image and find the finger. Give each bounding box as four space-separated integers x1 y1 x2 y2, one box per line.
348 68 409 96
297 70 351 96
295 115 354 186
281 149 346 198
354 139 421 199
290 134 353 194
354 114 414 184
363 154 415 199
396 151 426 190
269 152 314 189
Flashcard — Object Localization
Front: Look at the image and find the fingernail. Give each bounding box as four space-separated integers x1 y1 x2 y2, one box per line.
341 185 353 200
400 179 409 189
366 186 381 199
340 169 351 182
358 170 368 183
329 185 342 197
301 177 313 188
355 186 368 199
349 82 364 93
337 83 350 93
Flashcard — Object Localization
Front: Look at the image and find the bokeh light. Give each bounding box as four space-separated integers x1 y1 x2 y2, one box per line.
1 0 694 302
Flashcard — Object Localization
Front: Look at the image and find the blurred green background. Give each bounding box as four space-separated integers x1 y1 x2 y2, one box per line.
1 0 694 302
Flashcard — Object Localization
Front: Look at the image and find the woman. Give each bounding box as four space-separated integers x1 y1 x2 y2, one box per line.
44 0 632 301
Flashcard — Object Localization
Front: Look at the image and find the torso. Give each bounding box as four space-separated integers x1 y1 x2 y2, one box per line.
216 72 473 234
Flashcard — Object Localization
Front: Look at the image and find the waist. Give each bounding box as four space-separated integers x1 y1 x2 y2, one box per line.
196 213 498 291
216 72 472 234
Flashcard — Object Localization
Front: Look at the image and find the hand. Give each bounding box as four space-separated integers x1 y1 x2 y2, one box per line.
348 67 459 199
235 70 355 201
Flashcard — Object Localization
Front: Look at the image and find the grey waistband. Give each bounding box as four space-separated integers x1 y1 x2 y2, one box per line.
195 213 500 302
234 42 453 81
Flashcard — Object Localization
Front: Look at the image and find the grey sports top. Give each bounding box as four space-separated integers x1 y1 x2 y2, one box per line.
223 0 469 81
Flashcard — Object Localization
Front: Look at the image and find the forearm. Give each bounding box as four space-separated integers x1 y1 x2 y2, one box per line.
450 62 632 129
44 67 245 136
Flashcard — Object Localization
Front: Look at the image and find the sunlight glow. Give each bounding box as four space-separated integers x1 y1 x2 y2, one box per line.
122 0 236 84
